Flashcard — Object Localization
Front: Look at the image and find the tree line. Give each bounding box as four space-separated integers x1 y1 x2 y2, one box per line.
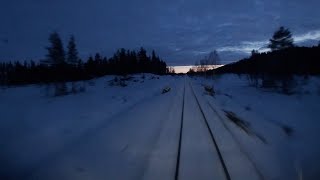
197 26 320 94
214 26 320 75
0 32 168 86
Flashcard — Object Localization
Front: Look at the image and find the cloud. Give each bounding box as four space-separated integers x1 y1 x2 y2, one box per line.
1 0 320 65
217 40 269 54
294 30 320 43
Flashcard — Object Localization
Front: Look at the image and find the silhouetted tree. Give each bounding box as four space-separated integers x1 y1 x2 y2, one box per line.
251 49 259 57
95 53 102 62
138 47 148 72
67 35 79 67
0 44 168 86
46 32 66 66
187 68 195 74
207 50 221 65
167 67 175 74
85 56 95 76
45 32 68 95
151 50 157 61
268 26 294 51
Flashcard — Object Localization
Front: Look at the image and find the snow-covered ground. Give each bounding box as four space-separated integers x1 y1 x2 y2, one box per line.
0 73 319 180
0 74 180 179
191 74 320 180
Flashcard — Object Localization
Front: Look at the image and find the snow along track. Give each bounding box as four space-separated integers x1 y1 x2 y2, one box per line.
174 77 185 180
19 76 267 180
174 78 230 180
188 78 264 180
25 77 185 180
177 82 231 180
188 80 231 180
203 96 266 180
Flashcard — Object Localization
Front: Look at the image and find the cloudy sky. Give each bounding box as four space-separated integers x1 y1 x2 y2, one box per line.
1 0 320 65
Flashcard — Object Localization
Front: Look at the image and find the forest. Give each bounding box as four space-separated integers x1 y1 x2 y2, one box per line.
0 32 168 86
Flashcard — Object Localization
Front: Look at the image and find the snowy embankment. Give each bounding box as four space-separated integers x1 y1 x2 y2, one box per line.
1 73 319 180
190 74 320 179
0 74 179 179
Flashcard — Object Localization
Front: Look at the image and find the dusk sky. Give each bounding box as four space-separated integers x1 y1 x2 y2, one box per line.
1 0 320 65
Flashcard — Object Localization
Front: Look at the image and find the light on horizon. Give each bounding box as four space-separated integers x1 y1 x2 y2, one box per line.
171 65 224 74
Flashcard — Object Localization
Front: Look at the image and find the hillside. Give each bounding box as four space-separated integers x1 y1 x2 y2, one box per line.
214 46 320 75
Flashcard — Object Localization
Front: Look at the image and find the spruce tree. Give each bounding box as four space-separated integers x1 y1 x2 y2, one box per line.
151 50 157 61
208 50 220 65
67 35 79 67
138 47 148 72
46 32 65 67
268 26 294 51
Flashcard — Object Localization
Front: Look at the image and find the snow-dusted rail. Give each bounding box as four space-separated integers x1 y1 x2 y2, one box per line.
174 78 185 180
203 97 266 180
173 78 230 180
188 78 265 180
188 81 231 180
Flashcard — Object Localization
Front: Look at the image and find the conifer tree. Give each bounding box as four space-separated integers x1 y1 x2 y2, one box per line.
268 26 294 51
67 35 79 67
46 32 65 66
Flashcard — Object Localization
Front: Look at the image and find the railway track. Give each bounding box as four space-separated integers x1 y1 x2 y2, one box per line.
186 78 265 180
174 78 231 180
174 78 185 180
